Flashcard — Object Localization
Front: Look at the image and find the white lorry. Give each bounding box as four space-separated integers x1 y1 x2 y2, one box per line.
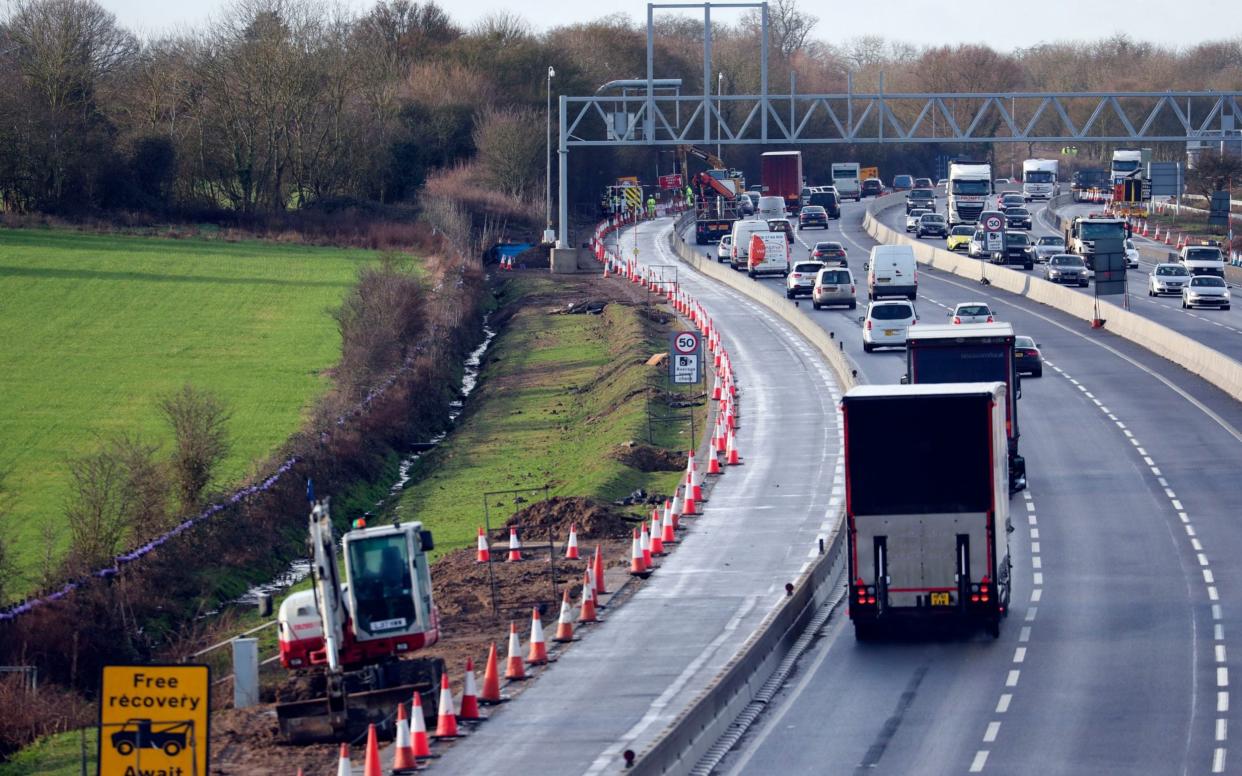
1111 149 1142 187
1022 159 1058 201
947 162 992 226
831 162 862 201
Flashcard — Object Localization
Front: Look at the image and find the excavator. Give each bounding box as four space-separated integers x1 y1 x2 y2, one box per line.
274 499 445 744
677 145 747 245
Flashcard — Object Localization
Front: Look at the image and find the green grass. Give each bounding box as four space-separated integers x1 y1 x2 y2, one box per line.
0 228 387 595
397 276 703 560
0 728 95 776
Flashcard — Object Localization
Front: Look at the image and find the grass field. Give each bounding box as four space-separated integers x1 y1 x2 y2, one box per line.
396 275 704 562
0 227 383 595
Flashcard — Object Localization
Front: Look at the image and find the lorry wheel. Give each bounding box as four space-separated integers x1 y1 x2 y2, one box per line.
853 621 878 641
988 619 1001 639
163 742 183 757
116 742 135 756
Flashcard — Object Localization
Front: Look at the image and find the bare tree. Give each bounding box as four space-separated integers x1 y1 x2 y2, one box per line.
471 105 544 199
159 385 231 510
64 448 135 573
1188 149 1242 199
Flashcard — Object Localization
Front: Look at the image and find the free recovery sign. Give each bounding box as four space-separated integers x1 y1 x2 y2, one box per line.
99 664 209 776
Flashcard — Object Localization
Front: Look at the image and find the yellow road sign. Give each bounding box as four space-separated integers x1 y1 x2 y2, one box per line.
100 664 209 776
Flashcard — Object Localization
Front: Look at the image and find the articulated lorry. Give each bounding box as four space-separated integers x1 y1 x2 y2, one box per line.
761 151 804 214
904 323 1026 494
844 383 1012 639
947 161 992 226
1022 159 1058 201
1111 148 1143 187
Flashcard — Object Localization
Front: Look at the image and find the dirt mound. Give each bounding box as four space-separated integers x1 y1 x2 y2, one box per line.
503 496 635 540
612 442 687 473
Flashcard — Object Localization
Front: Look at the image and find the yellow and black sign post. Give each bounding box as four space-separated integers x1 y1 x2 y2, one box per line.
99 664 209 776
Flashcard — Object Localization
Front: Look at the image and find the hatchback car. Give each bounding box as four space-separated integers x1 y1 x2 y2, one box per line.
812 241 848 267
1043 254 1089 286
1124 239 1140 269
950 302 995 325
916 213 948 238
786 261 825 298
1014 335 1043 377
1182 275 1231 310
946 225 975 252
812 267 856 309
716 234 733 262
1149 263 1191 296
968 230 987 258
861 178 884 197
913 178 934 190
798 205 830 230
862 299 918 352
1033 235 1066 262
906 208 931 231
1005 208 1032 230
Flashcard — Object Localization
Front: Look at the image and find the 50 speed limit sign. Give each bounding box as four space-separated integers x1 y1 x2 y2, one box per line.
983 214 1004 232
669 331 701 384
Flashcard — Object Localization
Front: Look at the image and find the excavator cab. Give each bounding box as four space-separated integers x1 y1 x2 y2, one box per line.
342 523 435 642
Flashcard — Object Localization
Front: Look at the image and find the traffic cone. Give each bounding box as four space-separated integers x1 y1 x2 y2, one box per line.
1142 221 1149 237
661 503 677 546
670 492 683 530
553 589 576 642
479 642 507 704
507 527 522 562
475 527 489 563
363 724 382 776
565 524 580 560
505 622 528 679
726 430 741 465
410 692 432 758
629 528 648 576
593 545 608 595
336 743 351 776
433 674 461 739
579 570 599 622
1164 229 1172 245
603 264 610 278
712 373 722 400
649 514 665 556
459 658 483 721
639 521 653 569
689 459 703 503
527 607 550 665
1153 225 1161 240
708 450 722 474
392 702 418 772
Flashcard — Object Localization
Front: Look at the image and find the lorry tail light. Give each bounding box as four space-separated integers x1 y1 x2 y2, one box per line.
953 316 961 324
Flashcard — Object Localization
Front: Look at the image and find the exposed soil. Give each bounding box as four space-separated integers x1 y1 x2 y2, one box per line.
504 496 638 540
612 442 688 473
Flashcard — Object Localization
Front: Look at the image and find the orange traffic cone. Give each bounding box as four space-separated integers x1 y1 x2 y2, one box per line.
629 528 650 577
708 450 722 474
409 692 433 759
565 524 579 560
392 702 418 772
579 570 599 622
639 522 653 569
527 607 550 665
479 642 507 704
475 527 489 563
650 513 665 555
459 658 483 721
363 724 382 776
661 504 676 546
433 673 461 739
726 430 741 465
670 493 683 530
683 479 697 517
505 622 528 680
593 544 608 595
507 527 522 562
553 589 576 642
336 743 351 776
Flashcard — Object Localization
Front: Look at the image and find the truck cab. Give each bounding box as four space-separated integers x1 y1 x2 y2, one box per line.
1022 159 1058 201
1065 215 1129 271
947 162 992 226
831 163 861 201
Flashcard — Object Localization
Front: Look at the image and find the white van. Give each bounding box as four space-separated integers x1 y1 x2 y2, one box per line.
756 196 787 220
747 232 790 279
831 163 862 201
729 219 770 271
866 244 918 300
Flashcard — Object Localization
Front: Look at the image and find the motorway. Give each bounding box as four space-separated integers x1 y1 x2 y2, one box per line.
423 218 846 775
681 200 1242 774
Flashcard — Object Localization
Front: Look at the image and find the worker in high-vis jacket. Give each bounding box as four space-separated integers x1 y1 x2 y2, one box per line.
646 195 657 219
684 185 694 208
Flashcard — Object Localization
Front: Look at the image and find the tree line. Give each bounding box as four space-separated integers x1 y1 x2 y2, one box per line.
0 0 1239 222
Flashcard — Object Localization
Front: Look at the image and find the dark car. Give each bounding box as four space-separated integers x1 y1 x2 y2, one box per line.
913 177 934 189
916 212 948 238
892 174 914 191
998 193 1025 212
812 241 848 267
767 218 795 244
905 188 936 214
992 230 1034 269
1014 335 1043 377
861 178 884 197
1005 207 1032 230
798 205 830 230
807 191 841 218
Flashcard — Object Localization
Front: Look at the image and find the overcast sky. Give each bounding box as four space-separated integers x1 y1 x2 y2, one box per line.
100 0 1239 51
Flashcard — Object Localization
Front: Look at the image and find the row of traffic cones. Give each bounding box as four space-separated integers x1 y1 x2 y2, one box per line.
475 524 582 563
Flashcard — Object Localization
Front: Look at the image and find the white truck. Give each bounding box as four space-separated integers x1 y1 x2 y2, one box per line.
1111 149 1142 187
844 383 1012 639
947 162 992 226
1022 159 1058 201
831 162 862 201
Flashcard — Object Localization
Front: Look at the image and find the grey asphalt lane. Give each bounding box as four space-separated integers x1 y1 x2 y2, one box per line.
422 218 845 776
703 200 1242 774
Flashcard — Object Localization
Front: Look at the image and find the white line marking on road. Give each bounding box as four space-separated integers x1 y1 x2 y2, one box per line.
1172 499 1184 510
997 694 1012 713
1032 556 1042 569
1220 667 1229 687
1030 589 1042 602
1030 528 1039 539
1218 625 1227 640
1031 542 1041 553
1220 692 1230 713
1210 587 1220 601
1215 747 1227 773
1193 538 1203 551
1033 572 1044 586
1006 670 1020 687
983 722 1001 743
1019 627 1031 643
1218 645 1228 663
1013 648 1026 664
1214 605 1223 620
1200 554 1211 567
1219 719 1229 741
1026 607 1037 622
970 751 989 772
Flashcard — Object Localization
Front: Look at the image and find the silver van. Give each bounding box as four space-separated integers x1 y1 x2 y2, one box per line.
756 196 787 220
812 267 856 309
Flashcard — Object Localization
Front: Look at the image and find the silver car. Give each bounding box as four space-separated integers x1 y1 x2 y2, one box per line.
906 209 931 231
1034 235 1066 263
717 234 733 262
1182 275 1231 310
968 230 986 258
1125 239 1140 269
1149 263 1191 296
1043 254 1089 287
786 260 825 298
812 267 856 309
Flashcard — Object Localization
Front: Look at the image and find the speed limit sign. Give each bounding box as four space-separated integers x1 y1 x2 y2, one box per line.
672 331 700 355
669 331 701 384
983 214 1004 232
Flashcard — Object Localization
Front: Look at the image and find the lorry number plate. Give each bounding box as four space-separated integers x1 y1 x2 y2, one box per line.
930 592 952 606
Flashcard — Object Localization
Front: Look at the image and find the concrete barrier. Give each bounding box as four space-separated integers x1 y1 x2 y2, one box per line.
864 195 1242 404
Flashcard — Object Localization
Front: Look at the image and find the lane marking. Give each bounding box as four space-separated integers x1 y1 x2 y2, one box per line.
970 751 989 772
